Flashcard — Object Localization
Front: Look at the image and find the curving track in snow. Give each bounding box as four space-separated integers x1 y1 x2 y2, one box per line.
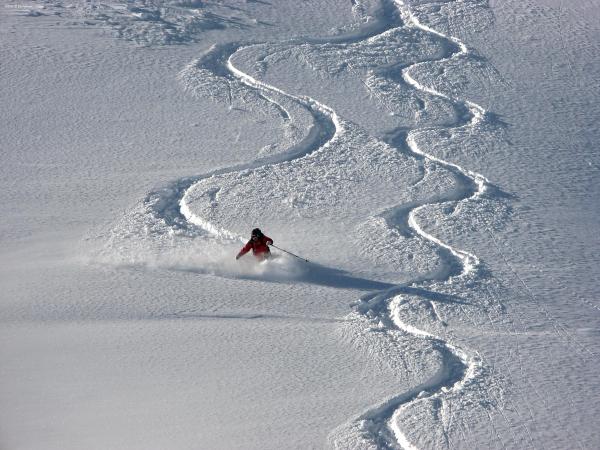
145 7 401 241
139 1 498 448
331 2 496 448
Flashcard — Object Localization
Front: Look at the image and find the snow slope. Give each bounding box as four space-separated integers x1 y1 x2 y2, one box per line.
1 0 599 449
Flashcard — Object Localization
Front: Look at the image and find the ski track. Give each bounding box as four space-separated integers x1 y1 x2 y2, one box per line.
142 1 497 448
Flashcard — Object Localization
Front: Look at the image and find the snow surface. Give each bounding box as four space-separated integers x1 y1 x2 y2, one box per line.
1 0 599 449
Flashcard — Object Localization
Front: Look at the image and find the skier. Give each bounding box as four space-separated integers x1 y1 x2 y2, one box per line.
236 228 273 261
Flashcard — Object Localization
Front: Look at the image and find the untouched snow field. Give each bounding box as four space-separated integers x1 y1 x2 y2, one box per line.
1 0 599 449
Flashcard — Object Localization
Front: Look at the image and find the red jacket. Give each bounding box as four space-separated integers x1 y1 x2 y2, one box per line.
237 235 273 259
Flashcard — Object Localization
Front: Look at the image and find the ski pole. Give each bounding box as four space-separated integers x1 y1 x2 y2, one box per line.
270 244 310 263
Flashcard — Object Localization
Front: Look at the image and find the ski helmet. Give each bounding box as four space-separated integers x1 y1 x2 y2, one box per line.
251 228 262 237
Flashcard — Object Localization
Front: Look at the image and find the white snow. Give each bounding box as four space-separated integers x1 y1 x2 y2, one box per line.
2 0 599 449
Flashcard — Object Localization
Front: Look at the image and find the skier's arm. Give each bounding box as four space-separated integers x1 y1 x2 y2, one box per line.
236 241 252 260
264 235 273 246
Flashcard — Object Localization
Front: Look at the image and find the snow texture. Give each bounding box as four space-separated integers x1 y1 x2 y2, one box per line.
2 0 599 449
